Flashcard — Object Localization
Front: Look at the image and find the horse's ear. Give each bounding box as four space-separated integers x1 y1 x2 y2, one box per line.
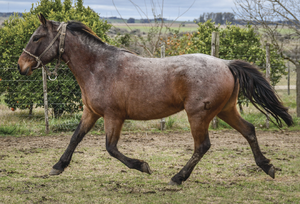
38 13 47 26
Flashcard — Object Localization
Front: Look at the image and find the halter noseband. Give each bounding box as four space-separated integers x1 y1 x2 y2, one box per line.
23 22 67 79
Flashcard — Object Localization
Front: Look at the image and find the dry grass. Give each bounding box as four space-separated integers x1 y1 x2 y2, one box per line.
0 130 300 203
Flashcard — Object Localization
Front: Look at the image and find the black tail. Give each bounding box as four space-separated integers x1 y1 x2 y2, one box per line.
228 60 293 127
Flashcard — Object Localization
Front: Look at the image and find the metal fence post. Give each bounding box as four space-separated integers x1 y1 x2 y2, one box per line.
265 43 271 129
211 31 219 129
42 67 49 134
160 43 166 131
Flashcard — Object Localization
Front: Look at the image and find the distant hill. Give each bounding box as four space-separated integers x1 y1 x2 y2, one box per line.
100 16 194 24
0 12 23 17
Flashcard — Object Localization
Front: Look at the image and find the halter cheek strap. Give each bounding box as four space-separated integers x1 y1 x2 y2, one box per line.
23 22 67 77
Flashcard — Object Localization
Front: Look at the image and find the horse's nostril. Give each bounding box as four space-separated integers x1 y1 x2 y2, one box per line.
17 64 20 71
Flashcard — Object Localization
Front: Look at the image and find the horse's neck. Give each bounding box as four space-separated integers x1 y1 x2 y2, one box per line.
62 36 106 70
61 36 115 85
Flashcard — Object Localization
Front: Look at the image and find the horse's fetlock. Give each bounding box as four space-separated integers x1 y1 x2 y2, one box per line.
256 158 270 167
53 159 69 170
171 174 183 185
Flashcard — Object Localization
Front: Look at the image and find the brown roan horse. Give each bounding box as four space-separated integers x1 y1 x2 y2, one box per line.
18 14 293 185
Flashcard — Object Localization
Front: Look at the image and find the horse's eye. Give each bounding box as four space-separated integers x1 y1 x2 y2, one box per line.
33 36 41 42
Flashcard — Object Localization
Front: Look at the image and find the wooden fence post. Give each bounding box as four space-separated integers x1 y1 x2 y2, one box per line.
42 67 49 134
265 43 271 129
211 31 219 129
288 61 290 95
296 63 300 117
160 43 166 131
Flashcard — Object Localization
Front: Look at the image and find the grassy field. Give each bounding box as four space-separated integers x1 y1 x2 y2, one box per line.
111 22 199 33
0 129 300 203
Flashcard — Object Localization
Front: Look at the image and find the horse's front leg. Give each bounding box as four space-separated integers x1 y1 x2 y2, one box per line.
50 108 99 175
104 116 152 174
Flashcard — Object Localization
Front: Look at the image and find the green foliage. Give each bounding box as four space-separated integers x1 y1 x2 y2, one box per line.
119 33 131 47
0 0 111 117
30 0 63 17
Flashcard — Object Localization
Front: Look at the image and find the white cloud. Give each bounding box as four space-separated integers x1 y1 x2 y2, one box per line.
0 1 32 5
88 4 133 11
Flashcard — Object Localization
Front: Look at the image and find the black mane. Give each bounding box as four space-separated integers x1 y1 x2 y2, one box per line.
66 21 105 44
52 20 136 55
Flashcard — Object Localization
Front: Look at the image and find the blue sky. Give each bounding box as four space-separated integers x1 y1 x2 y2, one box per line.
0 0 236 21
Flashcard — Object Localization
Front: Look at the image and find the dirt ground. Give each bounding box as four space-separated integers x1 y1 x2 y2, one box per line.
1 130 300 203
1 129 299 157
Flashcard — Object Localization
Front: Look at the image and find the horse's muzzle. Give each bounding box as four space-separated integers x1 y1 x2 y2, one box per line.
18 64 30 76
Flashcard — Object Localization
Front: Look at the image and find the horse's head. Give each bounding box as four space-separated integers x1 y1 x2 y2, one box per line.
18 14 63 76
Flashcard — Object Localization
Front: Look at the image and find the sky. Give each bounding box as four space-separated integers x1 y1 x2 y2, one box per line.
0 0 236 21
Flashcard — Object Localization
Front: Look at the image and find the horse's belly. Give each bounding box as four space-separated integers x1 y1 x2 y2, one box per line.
125 96 184 120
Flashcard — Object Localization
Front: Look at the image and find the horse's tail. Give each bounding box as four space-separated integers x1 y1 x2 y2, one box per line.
227 60 293 127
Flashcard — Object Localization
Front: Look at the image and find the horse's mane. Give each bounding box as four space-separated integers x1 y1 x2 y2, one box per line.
64 21 136 55
66 21 105 44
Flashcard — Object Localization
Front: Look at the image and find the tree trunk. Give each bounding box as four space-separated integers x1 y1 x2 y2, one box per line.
29 104 33 116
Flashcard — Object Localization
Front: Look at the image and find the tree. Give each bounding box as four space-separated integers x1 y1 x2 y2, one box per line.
127 18 135 23
0 0 111 117
234 0 300 117
195 12 235 24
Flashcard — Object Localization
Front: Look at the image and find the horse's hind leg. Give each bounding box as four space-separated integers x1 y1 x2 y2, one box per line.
50 108 99 175
218 107 275 178
104 116 152 174
170 117 211 185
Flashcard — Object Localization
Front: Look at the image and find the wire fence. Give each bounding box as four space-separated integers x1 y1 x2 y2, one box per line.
0 56 83 134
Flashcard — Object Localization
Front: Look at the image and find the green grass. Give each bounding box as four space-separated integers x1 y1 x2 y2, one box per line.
0 130 299 203
112 23 199 34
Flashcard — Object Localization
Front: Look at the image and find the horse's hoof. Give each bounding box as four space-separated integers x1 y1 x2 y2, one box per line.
268 166 275 179
141 162 152 175
168 180 180 186
49 168 63 176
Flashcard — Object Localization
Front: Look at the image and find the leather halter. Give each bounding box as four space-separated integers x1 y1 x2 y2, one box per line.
23 22 67 78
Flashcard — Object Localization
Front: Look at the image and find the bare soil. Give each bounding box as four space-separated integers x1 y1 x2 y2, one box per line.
1 130 300 203
1 129 299 158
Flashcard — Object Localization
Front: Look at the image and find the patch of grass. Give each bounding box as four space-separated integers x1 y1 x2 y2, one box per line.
0 125 31 136
50 114 82 132
0 131 300 203
0 126 18 135
112 23 199 34
166 116 176 129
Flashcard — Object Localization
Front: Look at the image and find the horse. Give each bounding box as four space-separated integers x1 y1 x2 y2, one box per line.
18 14 293 185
